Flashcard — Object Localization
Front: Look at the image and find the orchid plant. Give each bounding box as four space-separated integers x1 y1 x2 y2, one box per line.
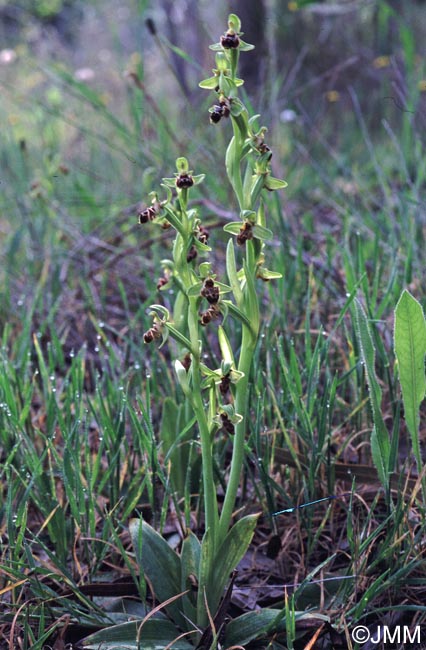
83 13 288 649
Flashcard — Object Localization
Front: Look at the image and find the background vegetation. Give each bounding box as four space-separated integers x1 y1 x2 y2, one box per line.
1 1 426 648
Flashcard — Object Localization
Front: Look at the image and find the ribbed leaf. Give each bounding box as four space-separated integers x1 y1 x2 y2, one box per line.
354 299 390 489
198 514 259 621
224 610 329 647
394 289 426 468
129 519 186 628
180 531 201 625
80 618 193 649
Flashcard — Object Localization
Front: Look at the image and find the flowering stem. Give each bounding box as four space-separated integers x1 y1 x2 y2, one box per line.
187 297 219 551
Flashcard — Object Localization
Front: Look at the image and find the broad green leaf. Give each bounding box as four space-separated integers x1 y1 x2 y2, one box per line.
80 618 194 649
224 610 329 647
394 289 426 469
197 528 212 629
160 397 195 495
180 531 201 624
354 299 390 489
201 514 259 620
129 519 186 628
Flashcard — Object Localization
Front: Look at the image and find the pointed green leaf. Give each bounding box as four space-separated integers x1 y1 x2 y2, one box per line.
222 300 252 330
180 531 201 625
218 326 236 367
129 519 186 628
165 323 192 351
208 514 259 617
354 299 390 488
80 618 194 649
224 610 329 647
394 289 426 469
226 238 243 305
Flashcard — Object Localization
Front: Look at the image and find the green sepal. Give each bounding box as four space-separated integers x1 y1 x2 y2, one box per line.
252 224 273 241
257 267 283 281
215 403 243 424
149 304 170 320
228 13 242 33
223 222 244 235
176 157 189 172
208 43 223 52
192 237 211 253
199 75 219 88
264 175 288 191
162 177 177 188
238 39 255 51
248 114 261 127
192 173 205 186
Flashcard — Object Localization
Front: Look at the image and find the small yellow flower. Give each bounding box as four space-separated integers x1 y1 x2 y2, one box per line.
326 90 340 103
288 1 298 11
373 55 390 69
418 80 426 92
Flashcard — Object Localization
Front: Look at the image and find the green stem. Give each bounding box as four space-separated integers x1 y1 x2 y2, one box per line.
219 323 256 539
187 297 219 551
219 244 259 538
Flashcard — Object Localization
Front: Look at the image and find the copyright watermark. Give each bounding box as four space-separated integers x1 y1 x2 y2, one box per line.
351 625 422 646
